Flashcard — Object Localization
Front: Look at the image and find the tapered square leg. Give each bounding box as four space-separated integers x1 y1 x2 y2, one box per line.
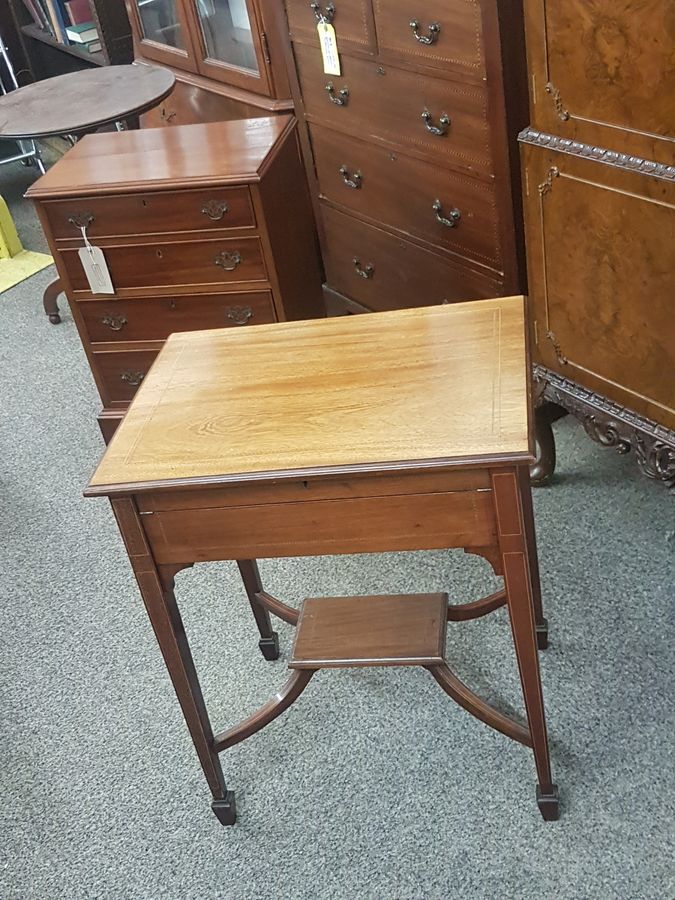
237 560 280 660
211 791 237 826
491 468 559 820
518 465 549 650
111 499 235 821
536 783 560 821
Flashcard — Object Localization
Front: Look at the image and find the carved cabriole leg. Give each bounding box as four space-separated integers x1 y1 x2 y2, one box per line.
110 497 236 827
490 468 559 821
532 406 556 485
43 278 62 324
236 560 280 660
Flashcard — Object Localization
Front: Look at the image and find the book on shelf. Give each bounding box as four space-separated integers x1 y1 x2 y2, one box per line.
66 21 98 43
80 40 102 53
43 0 68 42
21 0 52 32
63 0 92 25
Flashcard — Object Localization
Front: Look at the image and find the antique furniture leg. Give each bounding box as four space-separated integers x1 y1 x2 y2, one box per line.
111 498 236 826
236 559 280 660
491 468 559 820
43 278 62 324
517 465 549 650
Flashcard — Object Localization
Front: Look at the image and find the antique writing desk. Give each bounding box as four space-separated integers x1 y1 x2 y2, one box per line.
85 296 560 825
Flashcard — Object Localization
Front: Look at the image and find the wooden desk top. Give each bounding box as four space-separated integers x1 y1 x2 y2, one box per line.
86 297 532 496
0 65 174 142
26 116 294 198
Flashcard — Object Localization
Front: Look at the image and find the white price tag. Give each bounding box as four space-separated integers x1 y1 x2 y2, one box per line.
76 223 115 294
78 244 115 294
318 21 341 76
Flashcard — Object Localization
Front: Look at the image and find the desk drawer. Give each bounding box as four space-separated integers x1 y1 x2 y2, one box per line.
311 126 501 270
373 0 486 79
294 43 491 175
79 291 277 343
143 490 497 563
286 0 375 54
43 187 255 240
62 237 267 295
92 348 159 404
321 206 502 311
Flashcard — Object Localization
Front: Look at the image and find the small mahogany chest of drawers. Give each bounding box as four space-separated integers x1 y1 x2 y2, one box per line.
27 116 323 441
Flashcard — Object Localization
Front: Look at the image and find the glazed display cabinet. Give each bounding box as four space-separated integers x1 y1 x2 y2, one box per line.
126 0 293 123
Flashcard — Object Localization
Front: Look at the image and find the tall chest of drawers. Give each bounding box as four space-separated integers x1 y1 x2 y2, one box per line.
27 117 324 442
281 0 528 314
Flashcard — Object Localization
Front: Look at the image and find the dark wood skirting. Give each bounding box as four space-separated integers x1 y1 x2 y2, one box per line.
533 365 675 492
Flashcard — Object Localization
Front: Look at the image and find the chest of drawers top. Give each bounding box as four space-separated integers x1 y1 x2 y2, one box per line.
27 117 296 200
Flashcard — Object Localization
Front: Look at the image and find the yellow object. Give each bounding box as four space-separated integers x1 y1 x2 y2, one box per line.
0 194 52 292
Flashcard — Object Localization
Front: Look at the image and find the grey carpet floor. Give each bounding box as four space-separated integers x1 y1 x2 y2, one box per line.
0 157 674 900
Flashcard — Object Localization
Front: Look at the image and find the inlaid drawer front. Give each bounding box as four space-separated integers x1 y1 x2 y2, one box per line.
286 0 375 54
79 291 277 343
44 187 255 240
321 205 501 311
293 43 491 175
143 490 497 564
61 237 267 295
93 349 159 404
310 126 501 270
373 0 486 79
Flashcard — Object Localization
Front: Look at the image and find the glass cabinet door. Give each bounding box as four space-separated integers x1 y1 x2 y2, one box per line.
189 0 273 94
127 0 197 69
136 0 185 49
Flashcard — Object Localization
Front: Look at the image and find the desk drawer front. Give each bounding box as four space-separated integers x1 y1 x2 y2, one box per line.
286 0 375 54
373 0 486 78
143 490 497 563
80 291 276 343
310 126 501 271
294 44 491 175
44 188 255 240
92 348 159 404
62 237 267 295
321 205 502 311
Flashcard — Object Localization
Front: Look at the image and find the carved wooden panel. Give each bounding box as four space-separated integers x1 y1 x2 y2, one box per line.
525 0 675 163
522 141 675 429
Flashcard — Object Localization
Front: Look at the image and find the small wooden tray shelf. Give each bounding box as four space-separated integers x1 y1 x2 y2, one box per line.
291 593 448 669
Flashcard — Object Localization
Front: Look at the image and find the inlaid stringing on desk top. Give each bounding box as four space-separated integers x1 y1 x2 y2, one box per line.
86 297 531 494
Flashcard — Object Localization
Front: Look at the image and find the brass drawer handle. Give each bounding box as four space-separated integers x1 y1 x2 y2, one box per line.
409 19 441 44
101 314 128 332
353 257 374 279
214 250 243 271
433 199 461 228
227 305 254 325
160 106 176 123
67 212 94 229
311 1 335 22
202 200 229 220
422 110 450 136
325 82 349 106
120 371 145 387
339 165 362 189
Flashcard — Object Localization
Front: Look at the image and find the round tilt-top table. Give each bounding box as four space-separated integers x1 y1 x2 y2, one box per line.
0 64 175 322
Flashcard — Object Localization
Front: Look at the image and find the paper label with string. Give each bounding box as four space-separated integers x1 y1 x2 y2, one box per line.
317 21 340 75
77 225 114 294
